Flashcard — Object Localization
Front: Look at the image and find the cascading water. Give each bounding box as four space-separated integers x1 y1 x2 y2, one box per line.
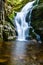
14 0 40 41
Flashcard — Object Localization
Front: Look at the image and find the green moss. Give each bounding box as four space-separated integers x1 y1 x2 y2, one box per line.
8 11 14 21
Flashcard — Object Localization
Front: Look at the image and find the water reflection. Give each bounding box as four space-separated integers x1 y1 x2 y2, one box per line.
0 41 43 65
12 41 26 56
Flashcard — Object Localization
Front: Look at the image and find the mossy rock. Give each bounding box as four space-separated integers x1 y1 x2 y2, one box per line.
31 3 43 28
31 3 43 42
39 0 43 3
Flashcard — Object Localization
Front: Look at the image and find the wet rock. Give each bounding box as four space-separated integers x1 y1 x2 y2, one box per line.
32 39 37 43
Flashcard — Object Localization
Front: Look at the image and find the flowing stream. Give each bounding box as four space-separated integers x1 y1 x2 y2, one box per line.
14 0 40 41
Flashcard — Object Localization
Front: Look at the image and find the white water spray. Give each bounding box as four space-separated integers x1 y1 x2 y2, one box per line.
14 0 40 41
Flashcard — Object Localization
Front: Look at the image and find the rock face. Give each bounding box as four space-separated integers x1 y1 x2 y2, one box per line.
31 3 43 42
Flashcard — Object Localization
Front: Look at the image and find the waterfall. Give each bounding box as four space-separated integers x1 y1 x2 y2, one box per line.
14 0 40 41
